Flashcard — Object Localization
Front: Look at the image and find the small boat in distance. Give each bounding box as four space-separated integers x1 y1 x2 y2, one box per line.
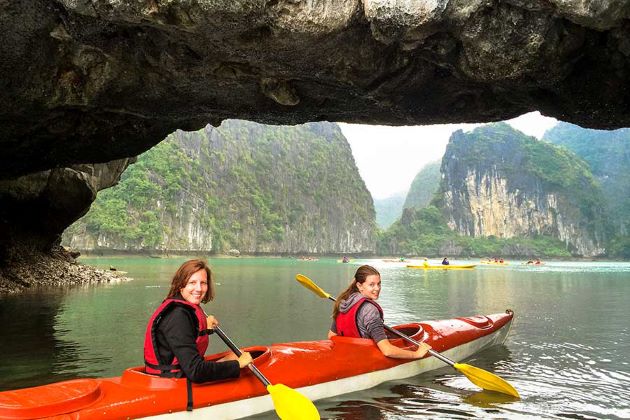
407 264 476 270
480 258 509 265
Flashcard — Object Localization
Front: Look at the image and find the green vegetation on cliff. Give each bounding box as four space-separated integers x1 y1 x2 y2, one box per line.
377 206 571 257
379 123 608 257
437 123 604 222
374 192 406 229
543 122 630 257
81 141 189 248
403 160 441 210
65 121 375 253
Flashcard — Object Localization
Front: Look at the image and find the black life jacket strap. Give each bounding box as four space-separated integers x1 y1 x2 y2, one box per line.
145 360 186 379
186 378 194 411
145 359 193 410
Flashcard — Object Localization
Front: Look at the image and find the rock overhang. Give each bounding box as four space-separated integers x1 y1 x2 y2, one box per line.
1 0 630 180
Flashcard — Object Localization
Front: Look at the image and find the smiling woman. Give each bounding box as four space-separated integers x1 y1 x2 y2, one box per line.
143 259 253 410
178 267 210 306
328 265 432 360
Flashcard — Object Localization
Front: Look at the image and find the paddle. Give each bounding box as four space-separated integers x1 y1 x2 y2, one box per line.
213 326 320 419
295 274 520 398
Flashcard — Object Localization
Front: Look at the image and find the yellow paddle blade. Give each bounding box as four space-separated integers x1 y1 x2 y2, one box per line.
295 274 331 300
453 363 520 398
267 384 320 420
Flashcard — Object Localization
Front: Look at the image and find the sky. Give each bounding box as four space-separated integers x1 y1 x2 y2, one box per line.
339 112 559 199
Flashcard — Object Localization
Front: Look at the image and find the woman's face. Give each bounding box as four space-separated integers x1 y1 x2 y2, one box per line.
357 274 381 301
180 269 208 305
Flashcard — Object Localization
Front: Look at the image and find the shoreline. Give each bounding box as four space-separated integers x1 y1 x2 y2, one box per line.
3 250 626 295
75 251 627 262
0 246 131 295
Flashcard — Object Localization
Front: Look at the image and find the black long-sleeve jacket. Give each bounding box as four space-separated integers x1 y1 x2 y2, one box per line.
154 298 240 383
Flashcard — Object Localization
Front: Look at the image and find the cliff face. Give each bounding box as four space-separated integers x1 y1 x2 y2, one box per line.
64 120 375 254
439 124 607 256
404 160 441 210
374 192 406 230
543 122 630 236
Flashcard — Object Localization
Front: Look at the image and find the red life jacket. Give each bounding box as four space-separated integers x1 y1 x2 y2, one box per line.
144 298 209 377
335 297 384 338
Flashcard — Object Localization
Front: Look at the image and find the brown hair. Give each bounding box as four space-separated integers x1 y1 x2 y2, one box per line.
166 259 215 304
332 265 380 319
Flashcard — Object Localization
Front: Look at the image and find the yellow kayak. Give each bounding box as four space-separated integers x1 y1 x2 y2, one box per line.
407 264 476 270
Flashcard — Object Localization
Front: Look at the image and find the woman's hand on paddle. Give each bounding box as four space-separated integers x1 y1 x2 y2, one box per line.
414 342 432 358
237 351 253 368
206 314 219 328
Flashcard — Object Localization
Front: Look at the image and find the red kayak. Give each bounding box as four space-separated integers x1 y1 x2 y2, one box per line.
0 310 514 419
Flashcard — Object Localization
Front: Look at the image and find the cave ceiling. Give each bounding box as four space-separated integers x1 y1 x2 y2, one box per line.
1 0 629 180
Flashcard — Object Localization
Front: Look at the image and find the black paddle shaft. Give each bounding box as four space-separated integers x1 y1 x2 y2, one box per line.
213 326 271 386
326 295 454 367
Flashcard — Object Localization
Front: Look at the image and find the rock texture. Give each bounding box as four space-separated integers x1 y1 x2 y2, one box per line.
0 159 133 256
404 160 441 210
0 159 133 292
543 122 630 237
63 120 376 254
0 244 130 294
2 1 630 180
439 124 607 256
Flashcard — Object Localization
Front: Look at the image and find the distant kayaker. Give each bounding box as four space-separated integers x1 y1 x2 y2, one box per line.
144 259 252 409
423 258 429 268
328 265 432 360
442 257 449 265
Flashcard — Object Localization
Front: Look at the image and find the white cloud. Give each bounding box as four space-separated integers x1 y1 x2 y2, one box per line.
505 111 558 139
340 112 558 200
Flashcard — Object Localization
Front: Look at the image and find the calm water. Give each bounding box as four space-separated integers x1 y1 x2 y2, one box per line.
1 257 629 419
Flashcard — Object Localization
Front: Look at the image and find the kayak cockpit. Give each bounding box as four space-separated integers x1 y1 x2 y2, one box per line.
387 323 424 339
120 346 272 390
330 323 427 350
386 323 428 348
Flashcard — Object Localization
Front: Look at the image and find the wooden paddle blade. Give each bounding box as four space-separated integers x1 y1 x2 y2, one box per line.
454 363 520 398
267 384 320 420
295 274 331 300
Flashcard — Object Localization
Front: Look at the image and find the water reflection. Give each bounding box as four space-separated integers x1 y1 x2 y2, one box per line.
2 258 630 419
0 287 88 390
